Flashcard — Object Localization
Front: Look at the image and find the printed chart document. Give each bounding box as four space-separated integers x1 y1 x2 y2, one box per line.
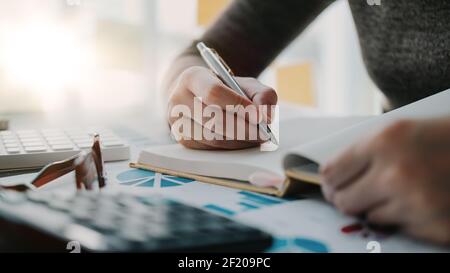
133 89 450 196
132 116 368 196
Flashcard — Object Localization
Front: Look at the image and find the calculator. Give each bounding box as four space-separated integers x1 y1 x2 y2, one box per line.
0 189 273 252
0 128 130 171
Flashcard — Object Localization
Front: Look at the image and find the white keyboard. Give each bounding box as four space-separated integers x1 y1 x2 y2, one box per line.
0 128 130 170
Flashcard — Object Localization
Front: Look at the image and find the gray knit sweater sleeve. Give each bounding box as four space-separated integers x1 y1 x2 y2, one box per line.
349 0 450 108
176 0 450 108
182 0 334 77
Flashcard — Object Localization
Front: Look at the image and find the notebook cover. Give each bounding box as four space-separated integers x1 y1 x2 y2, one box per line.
129 162 288 197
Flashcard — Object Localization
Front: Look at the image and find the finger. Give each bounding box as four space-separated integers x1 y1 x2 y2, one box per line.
189 118 262 150
320 139 372 190
236 77 278 106
169 93 264 142
172 116 262 150
178 139 216 150
236 77 278 123
203 138 262 150
180 135 260 150
403 218 450 245
367 200 402 226
184 67 253 110
326 166 388 215
201 99 263 141
182 68 264 126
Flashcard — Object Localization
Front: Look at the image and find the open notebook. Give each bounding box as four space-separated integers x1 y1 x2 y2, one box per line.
131 89 450 196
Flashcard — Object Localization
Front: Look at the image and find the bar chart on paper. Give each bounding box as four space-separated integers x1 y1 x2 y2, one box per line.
203 191 287 217
115 169 288 217
267 237 329 253
116 169 194 188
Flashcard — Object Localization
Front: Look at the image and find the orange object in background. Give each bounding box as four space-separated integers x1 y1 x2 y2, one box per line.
197 0 231 26
276 63 316 107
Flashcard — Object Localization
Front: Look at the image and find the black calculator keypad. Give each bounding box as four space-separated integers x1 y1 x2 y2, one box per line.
0 189 272 252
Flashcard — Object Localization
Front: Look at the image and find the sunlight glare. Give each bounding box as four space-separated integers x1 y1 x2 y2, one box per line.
1 23 94 99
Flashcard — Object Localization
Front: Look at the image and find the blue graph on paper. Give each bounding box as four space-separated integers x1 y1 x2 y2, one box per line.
116 169 194 188
203 191 287 216
267 237 329 253
118 170 287 216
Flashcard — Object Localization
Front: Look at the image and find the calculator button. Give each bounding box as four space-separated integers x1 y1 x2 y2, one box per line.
48 199 72 212
20 137 41 142
18 134 40 139
103 141 124 147
26 191 53 203
16 130 37 135
51 144 74 151
46 135 69 140
101 136 119 142
90 215 117 232
64 128 83 134
144 225 170 238
75 190 98 200
68 134 88 140
119 223 147 243
6 147 21 154
76 142 92 149
24 146 47 153
48 140 71 146
3 139 17 144
0 190 26 204
0 131 13 136
41 129 62 135
71 207 95 222
73 138 92 144
5 143 18 148
22 141 44 147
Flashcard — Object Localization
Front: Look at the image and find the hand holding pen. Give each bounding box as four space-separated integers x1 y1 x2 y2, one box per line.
197 42 278 145
166 42 278 150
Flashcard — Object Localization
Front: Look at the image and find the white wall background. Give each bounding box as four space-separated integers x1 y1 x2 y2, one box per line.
0 0 382 116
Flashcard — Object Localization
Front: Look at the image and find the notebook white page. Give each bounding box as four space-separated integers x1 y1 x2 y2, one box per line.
284 89 450 170
138 116 368 181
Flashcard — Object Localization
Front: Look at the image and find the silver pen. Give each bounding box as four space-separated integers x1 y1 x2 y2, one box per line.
196 42 278 145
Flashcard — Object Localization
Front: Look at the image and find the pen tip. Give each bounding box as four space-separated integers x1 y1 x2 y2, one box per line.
270 136 279 146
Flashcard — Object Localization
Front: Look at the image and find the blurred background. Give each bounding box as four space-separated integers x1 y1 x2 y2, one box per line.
0 0 383 117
